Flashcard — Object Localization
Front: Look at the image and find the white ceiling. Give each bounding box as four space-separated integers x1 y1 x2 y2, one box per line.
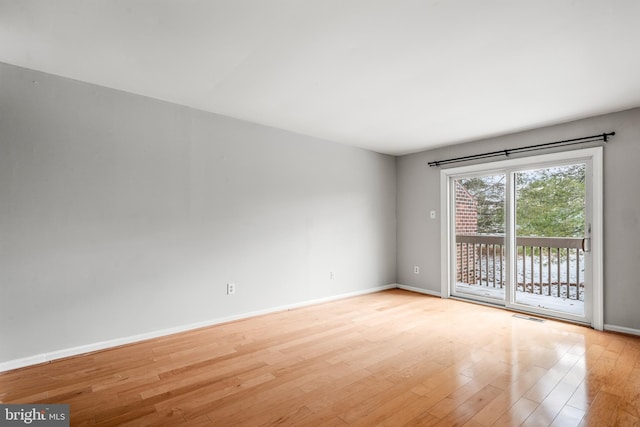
1 1 640 155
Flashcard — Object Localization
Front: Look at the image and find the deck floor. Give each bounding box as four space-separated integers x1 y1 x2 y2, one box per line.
455 282 584 315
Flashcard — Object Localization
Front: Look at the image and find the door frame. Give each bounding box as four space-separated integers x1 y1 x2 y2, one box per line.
439 147 603 330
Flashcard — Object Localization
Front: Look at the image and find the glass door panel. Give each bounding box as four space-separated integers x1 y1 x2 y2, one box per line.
453 174 506 302
514 164 586 317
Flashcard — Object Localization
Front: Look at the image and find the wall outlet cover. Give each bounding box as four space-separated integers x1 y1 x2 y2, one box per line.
227 283 236 295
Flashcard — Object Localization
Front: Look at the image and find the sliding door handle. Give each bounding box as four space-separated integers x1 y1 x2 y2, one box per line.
581 238 591 253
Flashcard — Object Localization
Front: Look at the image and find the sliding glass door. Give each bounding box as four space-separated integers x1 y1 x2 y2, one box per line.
453 173 506 303
514 164 587 318
442 148 602 328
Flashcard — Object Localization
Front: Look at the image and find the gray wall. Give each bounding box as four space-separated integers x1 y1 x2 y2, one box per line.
0 63 397 364
397 107 640 330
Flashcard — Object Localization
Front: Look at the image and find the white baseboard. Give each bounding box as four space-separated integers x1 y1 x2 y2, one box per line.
397 284 441 297
0 284 397 373
604 324 640 336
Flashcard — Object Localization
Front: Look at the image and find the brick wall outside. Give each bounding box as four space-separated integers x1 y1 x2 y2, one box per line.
456 181 478 283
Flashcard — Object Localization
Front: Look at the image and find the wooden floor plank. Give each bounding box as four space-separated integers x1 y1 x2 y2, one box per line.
492 397 539 427
550 405 585 427
1 289 639 426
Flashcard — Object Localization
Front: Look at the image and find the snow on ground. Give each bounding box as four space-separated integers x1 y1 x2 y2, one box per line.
455 282 584 316
469 255 584 298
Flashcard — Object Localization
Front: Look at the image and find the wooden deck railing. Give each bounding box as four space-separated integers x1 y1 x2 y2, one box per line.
456 234 584 300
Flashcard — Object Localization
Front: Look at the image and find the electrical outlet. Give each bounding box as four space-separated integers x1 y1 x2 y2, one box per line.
330 272 335 280
414 266 420 274
227 283 236 295
430 210 436 219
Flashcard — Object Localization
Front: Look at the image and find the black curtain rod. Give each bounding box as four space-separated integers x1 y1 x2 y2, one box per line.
427 132 615 167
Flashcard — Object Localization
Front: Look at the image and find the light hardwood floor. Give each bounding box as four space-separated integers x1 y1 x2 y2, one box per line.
1 289 639 426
